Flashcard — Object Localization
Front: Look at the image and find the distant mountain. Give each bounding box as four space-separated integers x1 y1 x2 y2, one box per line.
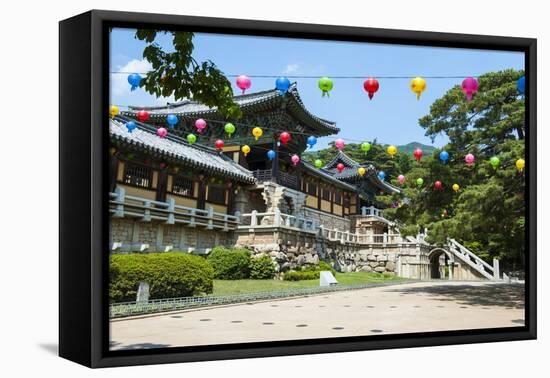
393 142 436 155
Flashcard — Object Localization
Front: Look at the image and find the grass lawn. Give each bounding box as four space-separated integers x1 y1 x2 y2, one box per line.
212 272 405 296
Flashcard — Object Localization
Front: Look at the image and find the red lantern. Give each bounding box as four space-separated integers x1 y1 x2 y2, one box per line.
434 180 442 190
215 139 224 150
137 110 149 122
336 163 345 173
413 148 423 162
363 78 380 100
280 132 291 145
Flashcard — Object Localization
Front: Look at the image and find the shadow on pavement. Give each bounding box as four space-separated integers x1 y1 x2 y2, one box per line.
110 340 172 350
386 283 524 309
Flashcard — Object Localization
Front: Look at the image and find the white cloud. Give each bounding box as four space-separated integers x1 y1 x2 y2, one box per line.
111 59 152 97
283 64 299 74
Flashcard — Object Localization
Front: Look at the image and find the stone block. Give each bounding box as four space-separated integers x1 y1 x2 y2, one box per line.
369 261 379 268
386 261 396 271
367 255 377 261
374 266 386 273
377 255 388 262
361 265 373 272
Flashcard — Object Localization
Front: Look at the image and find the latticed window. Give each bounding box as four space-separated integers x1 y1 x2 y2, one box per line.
207 185 226 205
307 182 318 196
343 194 351 208
334 191 342 204
172 175 194 197
322 187 331 201
123 162 152 188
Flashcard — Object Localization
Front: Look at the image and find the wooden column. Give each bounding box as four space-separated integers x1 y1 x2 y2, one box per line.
271 138 279 183
227 182 235 215
330 187 334 214
317 181 322 210
197 174 207 210
109 154 119 192
156 168 168 202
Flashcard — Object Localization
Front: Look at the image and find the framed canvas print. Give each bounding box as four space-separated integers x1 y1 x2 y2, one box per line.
59 10 536 368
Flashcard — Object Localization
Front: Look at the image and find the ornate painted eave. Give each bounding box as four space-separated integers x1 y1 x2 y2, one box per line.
110 116 256 185
323 150 361 170
301 160 358 192
122 83 339 136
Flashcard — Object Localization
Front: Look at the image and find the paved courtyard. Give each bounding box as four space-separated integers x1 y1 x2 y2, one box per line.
110 281 525 350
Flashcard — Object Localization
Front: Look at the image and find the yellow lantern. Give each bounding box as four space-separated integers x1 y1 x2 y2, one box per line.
252 127 263 141
241 145 251 157
109 105 119 119
516 158 525 172
387 145 397 158
357 167 366 177
410 77 426 100
452 183 460 192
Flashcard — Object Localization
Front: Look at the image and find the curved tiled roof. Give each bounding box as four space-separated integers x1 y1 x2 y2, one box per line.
110 117 255 184
123 83 338 136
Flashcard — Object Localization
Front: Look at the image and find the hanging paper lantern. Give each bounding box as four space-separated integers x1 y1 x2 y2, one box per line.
280 132 291 145
215 139 225 150
398 174 405 185
361 142 371 154
410 77 427 100
462 77 479 101
416 178 424 187
516 158 525 172
318 76 333 97
490 156 500 170
236 75 251 95
157 127 168 138
517 76 525 95
267 150 276 161
336 163 345 173
307 136 317 149
291 154 300 166
314 159 323 169
166 114 179 129
127 73 142 91
335 138 345 151
275 77 291 93
434 180 442 190
452 183 460 192
387 145 397 158
224 123 236 137
439 151 449 164
252 127 263 140
378 171 386 181
241 145 251 157
187 133 197 144
109 105 119 119
413 148 423 162
125 121 136 133
137 110 149 122
195 118 207 133
465 153 475 166
363 77 380 100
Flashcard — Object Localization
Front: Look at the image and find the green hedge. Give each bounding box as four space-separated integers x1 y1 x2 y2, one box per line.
207 247 252 280
283 260 336 281
110 252 214 303
249 255 276 279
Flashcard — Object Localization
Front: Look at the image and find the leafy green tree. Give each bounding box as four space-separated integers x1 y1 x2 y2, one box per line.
134 29 241 118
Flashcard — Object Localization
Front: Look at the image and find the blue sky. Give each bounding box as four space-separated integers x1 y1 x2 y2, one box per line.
110 28 524 149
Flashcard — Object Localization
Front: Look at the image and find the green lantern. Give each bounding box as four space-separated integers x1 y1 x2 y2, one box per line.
416 177 424 187
224 123 236 137
490 156 500 170
187 133 197 144
318 76 333 97
314 159 323 169
361 142 371 154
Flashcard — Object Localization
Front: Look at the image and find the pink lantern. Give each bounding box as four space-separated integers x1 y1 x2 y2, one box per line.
157 127 168 138
236 75 251 95
461 77 478 101
398 174 405 185
465 153 475 166
335 138 345 151
291 154 300 166
195 118 207 133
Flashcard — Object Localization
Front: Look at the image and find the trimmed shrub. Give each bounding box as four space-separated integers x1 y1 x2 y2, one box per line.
249 255 276 279
109 252 214 303
318 260 337 275
283 260 337 281
207 247 252 280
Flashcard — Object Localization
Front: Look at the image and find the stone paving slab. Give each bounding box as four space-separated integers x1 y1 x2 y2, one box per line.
110 281 525 351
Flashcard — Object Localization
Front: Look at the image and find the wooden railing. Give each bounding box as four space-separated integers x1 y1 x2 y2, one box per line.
110 187 239 231
252 169 298 189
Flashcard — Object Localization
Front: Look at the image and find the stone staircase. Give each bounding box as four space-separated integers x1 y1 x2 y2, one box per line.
447 238 500 280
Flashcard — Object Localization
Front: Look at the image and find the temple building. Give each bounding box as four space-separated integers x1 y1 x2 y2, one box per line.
109 84 498 281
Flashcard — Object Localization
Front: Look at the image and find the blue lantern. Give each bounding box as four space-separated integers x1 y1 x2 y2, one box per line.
267 150 276 161
378 171 386 181
275 77 291 93
307 136 317 149
127 73 142 91
517 76 525 95
166 114 179 129
126 121 137 133
439 151 449 164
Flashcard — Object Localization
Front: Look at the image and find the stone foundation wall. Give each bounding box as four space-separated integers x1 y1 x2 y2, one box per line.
304 207 350 230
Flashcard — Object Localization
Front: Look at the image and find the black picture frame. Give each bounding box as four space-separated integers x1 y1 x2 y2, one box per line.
59 9 537 368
